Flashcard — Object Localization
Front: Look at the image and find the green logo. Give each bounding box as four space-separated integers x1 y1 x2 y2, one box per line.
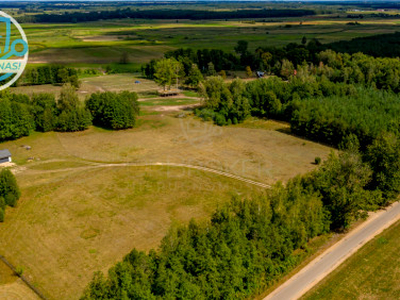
0 11 29 91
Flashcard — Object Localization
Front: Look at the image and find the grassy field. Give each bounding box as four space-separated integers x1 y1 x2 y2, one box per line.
0 110 332 299
10 74 161 99
303 220 400 300
20 18 400 67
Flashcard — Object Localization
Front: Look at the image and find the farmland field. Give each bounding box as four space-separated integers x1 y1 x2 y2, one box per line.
20 19 400 68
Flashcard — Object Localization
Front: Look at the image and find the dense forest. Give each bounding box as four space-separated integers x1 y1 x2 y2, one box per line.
324 32 400 58
0 87 140 142
290 88 400 148
143 35 400 83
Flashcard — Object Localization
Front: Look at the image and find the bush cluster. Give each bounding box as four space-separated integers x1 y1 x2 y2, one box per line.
22 65 80 88
0 169 21 222
86 91 139 130
0 86 140 142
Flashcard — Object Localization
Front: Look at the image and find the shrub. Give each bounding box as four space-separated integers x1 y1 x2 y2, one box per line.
0 169 21 207
0 197 5 210
215 113 226 126
15 266 24 276
195 108 215 121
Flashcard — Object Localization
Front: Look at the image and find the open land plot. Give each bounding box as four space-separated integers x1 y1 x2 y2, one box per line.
21 19 400 66
5 115 331 184
302 220 400 300
10 74 161 99
0 165 262 299
0 112 332 299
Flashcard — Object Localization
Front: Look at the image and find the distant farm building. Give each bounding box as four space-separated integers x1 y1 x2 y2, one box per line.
256 71 265 78
0 149 12 164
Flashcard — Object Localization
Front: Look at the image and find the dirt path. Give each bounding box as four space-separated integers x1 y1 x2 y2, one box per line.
138 95 201 102
26 161 271 189
151 104 201 112
264 201 400 300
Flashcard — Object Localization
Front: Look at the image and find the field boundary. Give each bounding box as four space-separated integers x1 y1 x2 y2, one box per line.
0 254 47 300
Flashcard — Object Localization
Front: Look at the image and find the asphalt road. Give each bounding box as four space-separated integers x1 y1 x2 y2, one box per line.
264 201 400 300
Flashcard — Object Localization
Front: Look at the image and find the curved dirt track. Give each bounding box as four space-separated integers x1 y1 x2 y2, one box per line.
27 160 271 189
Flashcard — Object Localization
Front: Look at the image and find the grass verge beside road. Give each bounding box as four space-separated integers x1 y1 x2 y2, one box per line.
303 219 400 300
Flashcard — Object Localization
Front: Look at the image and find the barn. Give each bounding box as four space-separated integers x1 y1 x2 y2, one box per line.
0 149 12 164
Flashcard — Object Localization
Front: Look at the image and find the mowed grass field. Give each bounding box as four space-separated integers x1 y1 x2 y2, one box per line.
0 110 332 299
20 18 400 67
303 220 400 300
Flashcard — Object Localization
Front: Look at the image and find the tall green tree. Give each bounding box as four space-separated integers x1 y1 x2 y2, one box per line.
307 150 378 229
185 64 203 88
365 133 400 200
56 84 92 132
31 93 58 132
0 169 21 208
154 58 183 91
234 40 248 56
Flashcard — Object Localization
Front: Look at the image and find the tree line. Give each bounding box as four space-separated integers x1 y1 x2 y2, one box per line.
144 36 400 88
20 65 80 88
324 32 400 58
197 48 400 124
23 8 315 23
0 85 140 142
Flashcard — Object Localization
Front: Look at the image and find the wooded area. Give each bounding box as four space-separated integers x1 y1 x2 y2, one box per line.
82 35 400 299
0 87 140 142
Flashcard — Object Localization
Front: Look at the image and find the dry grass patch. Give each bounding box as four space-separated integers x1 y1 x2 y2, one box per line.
0 166 261 299
0 115 332 299
54 116 331 184
0 261 39 300
0 280 39 300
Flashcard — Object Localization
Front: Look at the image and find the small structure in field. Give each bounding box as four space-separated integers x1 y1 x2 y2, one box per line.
256 71 265 78
0 149 12 164
158 89 180 97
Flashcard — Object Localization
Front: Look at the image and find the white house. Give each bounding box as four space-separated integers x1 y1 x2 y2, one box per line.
0 149 12 164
